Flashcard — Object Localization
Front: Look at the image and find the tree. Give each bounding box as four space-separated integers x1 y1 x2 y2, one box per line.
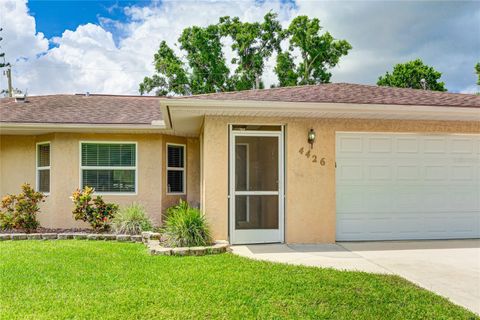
0 27 8 68
0 27 13 97
219 12 283 90
377 59 447 91
139 41 189 96
178 24 232 94
475 62 480 85
140 25 232 96
274 16 352 86
140 13 352 96
275 52 298 87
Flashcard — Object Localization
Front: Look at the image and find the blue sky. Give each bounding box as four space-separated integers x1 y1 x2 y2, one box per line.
1 0 478 95
27 0 145 44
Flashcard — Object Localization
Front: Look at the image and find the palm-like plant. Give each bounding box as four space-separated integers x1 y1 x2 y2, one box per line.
163 200 212 247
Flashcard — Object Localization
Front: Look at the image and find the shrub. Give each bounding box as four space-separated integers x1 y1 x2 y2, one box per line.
0 183 46 232
71 186 118 231
111 203 153 235
162 200 212 247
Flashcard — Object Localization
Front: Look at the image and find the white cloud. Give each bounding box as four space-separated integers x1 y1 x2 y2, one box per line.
460 85 479 94
1 0 293 95
0 0 478 95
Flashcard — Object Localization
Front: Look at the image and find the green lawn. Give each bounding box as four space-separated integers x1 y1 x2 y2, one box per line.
0 241 477 320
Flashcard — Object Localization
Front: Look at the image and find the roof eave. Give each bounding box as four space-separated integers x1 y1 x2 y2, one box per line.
160 98 479 110
160 99 480 136
0 121 168 135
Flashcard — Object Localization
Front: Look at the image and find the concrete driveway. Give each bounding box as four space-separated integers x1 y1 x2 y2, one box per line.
232 240 480 314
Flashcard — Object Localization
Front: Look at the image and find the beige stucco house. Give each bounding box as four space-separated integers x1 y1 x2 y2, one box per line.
1 83 479 244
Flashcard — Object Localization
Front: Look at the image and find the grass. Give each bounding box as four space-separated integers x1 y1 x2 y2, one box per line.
0 241 477 320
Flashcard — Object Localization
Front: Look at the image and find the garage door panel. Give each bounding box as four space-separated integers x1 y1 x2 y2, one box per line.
423 137 447 154
368 137 392 153
421 190 449 211
451 165 476 181
396 137 420 154
338 212 479 240
365 189 394 211
424 165 448 181
449 213 480 234
336 133 480 241
394 189 422 211
336 187 364 212
337 136 363 154
449 189 480 211
368 164 392 181
337 161 364 181
451 137 475 154
396 163 421 181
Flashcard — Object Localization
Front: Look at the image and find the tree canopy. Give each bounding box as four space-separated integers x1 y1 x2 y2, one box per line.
219 12 283 90
475 62 480 86
140 13 351 96
377 59 447 91
139 41 189 96
274 16 352 86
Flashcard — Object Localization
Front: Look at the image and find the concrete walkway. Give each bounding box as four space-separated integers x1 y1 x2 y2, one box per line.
232 240 480 314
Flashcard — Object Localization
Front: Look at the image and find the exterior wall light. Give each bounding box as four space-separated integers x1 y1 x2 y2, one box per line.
308 128 316 148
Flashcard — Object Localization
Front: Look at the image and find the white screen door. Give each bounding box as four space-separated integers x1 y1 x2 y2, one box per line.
229 127 284 244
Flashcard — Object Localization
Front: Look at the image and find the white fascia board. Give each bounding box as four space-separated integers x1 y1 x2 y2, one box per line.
0 121 168 135
0 122 166 129
162 99 480 120
161 99 480 114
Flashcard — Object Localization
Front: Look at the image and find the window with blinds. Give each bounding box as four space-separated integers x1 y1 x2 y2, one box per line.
80 142 136 193
167 144 185 194
36 142 50 193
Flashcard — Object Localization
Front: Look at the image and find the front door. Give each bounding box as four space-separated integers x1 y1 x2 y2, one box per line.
229 126 284 244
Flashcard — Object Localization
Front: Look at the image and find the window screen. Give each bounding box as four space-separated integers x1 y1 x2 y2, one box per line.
81 143 136 193
36 143 50 193
81 143 135 167
37 144 50 167
167 145 184 168
167 144 185 194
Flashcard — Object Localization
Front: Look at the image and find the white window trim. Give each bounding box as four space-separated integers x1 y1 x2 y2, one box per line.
36 141 51 194
166 143 186 195
79 141 138 195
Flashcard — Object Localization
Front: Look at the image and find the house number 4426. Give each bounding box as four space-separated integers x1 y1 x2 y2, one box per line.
298 147 326 166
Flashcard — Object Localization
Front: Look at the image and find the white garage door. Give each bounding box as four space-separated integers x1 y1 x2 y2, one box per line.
336 132 480 241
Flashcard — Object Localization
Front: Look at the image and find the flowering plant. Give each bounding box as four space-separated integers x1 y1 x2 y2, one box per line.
0 183 46 232
71 186 118 231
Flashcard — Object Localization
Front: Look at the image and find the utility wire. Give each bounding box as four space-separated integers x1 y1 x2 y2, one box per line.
8 63 276 76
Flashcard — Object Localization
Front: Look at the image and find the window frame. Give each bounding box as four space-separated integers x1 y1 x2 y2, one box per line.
36 141 51 194
166 143 186 195
79 141 138 195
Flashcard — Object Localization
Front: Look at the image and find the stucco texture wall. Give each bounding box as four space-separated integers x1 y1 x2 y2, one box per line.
201 116 480 243
160 135 201 211
0 133 200 229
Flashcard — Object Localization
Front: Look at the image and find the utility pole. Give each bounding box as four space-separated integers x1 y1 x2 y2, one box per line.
5 67 12 97
254 74 260 90
420 78 427 90
1 27 13 97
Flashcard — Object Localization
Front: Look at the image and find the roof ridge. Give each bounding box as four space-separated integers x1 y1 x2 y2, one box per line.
74 93 160 98
172 82 478 99
172 83 334 99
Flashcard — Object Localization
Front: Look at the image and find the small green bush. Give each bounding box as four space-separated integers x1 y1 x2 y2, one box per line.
163 200 212 247
0 183 46 232
111 203 153 235
71 186 118 232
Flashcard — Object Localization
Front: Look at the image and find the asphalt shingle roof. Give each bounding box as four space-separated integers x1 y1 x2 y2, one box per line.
1 84 478 125
175 83 480 108
0 94 162 124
